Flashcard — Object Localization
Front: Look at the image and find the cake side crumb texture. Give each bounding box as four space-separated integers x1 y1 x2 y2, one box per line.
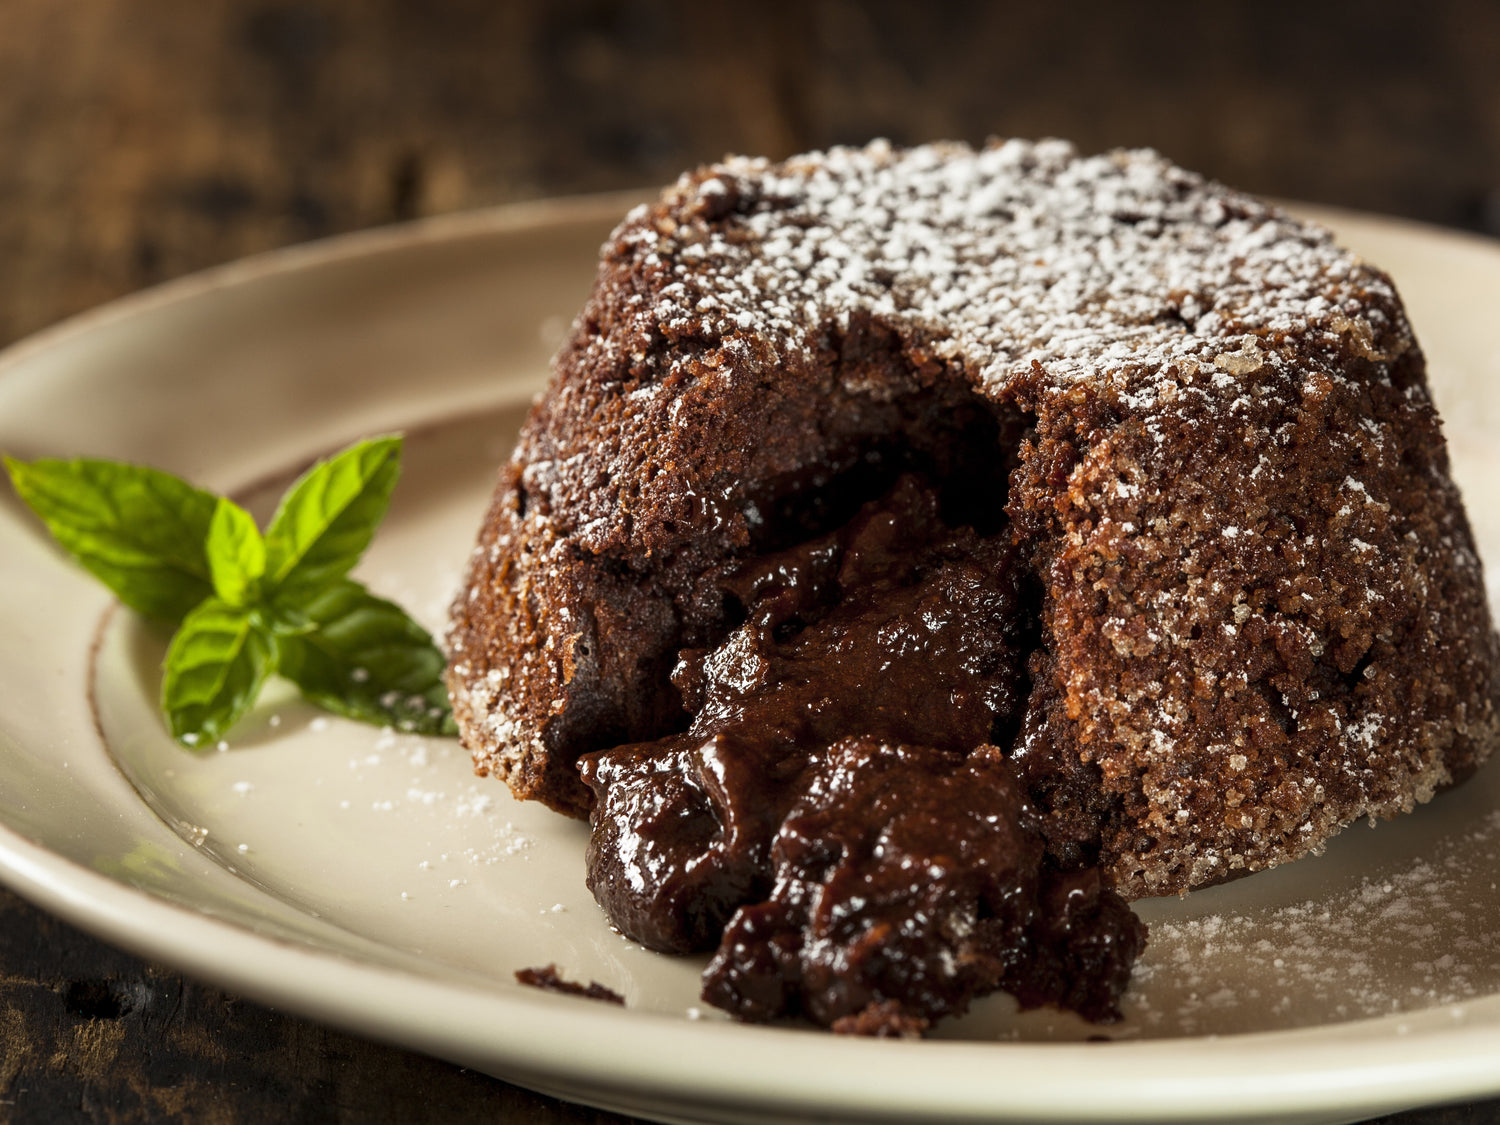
445 138 1500 900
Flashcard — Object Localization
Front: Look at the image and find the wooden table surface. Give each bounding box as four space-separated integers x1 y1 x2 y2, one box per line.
3 2 1499 1121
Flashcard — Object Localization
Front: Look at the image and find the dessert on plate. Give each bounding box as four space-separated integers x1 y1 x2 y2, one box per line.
445 139 1500 1034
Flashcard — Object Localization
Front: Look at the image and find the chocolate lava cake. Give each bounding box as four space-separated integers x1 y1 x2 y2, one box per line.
446 140 1500 1033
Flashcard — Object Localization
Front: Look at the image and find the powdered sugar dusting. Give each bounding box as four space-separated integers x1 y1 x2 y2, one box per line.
621 139 1410 395
1122 808 1500 1036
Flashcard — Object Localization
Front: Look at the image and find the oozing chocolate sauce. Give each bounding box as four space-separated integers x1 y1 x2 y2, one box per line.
580 476 1144 1032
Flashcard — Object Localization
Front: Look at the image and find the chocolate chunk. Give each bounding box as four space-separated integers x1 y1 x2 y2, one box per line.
514 964 625 1006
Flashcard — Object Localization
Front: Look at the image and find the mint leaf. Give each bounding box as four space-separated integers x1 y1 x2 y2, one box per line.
261 599 316 637
263 436 402 605
161 598 276 744
4 455 217 622
9 435 457 746
206 497 265 606
277 579 455 735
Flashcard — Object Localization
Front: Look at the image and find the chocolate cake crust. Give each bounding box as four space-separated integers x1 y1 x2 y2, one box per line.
446 139 1500 903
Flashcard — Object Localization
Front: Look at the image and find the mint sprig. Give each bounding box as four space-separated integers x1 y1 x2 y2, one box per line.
278 579 453 731
4 457 219 622
4 437 456 744
162 598 276 744
263 435 403 603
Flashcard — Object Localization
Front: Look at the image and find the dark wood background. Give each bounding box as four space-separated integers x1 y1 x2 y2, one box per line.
3 1 1499 1121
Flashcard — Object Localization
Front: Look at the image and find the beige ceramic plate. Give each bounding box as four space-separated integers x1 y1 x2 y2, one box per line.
1 194 1498 1125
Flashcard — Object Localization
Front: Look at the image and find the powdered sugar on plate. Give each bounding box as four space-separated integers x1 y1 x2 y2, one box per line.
1119 807 1500 1037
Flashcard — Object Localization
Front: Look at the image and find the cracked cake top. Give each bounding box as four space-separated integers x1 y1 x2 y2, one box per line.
613 138 1411 402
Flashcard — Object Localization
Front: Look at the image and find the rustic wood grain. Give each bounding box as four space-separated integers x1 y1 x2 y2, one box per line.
5 0 1500 351
3 1 1500 1122
0 886 651 1123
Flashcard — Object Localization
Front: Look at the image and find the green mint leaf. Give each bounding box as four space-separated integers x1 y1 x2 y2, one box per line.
205 497 265 606
161 598 276 745
263 436 402 605
277 578 455 735
261 600 316 637
9 437 457 747
4 455 217 623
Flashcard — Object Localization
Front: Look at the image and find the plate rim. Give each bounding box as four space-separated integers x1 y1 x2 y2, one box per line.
7 813 1500 1124
1 193 1499 1125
